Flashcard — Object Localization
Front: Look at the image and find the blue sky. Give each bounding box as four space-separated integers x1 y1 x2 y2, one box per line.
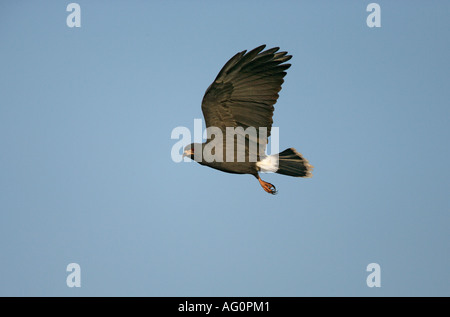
0 1 449 296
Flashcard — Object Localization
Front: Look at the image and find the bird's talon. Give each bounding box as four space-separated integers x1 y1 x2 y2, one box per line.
258 177 278 195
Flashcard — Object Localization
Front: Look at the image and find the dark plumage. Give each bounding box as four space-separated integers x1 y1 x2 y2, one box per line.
183 45 313 194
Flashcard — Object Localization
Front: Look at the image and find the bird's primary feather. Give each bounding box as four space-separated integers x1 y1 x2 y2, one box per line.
201 44 292 157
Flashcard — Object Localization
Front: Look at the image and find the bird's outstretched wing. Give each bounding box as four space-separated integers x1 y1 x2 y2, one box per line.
201 45 291 152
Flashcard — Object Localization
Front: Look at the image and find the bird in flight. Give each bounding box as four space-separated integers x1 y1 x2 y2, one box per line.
183 45 313 194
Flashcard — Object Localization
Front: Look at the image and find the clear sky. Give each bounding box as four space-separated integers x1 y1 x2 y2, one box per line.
0 1 449 296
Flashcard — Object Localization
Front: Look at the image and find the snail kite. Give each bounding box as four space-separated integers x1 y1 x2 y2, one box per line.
183 45 313 194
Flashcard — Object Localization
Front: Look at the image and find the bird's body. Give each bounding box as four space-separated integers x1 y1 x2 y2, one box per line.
183 45 313 194
201 161 256 175
190 142 259 175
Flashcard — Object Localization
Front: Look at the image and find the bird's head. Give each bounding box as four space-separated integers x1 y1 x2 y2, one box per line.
182 143 199 161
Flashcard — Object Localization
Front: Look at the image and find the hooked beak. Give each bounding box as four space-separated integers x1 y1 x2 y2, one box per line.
182 149 193 158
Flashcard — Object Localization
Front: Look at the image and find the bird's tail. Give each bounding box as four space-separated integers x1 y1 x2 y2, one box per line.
276 148 313 177
258 148 313 177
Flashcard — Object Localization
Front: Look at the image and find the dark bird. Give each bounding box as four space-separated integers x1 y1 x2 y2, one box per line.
183 45 313 194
